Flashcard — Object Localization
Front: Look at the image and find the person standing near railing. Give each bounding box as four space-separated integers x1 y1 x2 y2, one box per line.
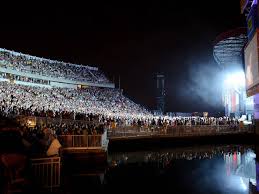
46 134 62 157
239 121 244 132
92 128 97 147
82 127 88 147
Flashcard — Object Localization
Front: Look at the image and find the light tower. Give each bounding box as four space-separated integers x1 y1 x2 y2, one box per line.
155 73 165 115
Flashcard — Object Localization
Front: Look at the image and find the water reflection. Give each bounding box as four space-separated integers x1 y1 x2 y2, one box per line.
106 145 256 193
65 145 257 194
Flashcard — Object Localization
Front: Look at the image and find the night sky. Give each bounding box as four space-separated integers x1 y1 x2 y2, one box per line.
0 1 245 113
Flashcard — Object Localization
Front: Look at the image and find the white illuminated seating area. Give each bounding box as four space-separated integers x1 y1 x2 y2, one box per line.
0 48 110 84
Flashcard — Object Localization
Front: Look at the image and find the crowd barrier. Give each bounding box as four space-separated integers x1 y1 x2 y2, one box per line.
59 135 102 148
15 115 254 139
30 157 60 192
58 133 108 150
108 125 254 138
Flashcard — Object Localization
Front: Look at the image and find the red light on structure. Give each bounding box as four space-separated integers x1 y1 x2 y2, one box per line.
233 152 237 162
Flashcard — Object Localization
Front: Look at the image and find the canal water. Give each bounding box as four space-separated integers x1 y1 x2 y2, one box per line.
64 145 257 194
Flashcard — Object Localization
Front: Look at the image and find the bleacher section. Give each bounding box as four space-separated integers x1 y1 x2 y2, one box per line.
0 48 114 88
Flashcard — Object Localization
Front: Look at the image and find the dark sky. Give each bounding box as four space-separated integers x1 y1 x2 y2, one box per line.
0 1 245 113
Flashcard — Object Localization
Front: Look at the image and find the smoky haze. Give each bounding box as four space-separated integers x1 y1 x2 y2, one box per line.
168 60 224 113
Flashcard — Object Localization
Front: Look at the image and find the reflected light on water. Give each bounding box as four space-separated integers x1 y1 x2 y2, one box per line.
240 177 247 191
64 145 256 194
107 145 256 193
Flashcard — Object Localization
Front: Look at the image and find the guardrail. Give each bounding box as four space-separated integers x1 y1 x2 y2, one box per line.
58 134 108 150
59 135 102 148
108 125 255 138
30 157 60 192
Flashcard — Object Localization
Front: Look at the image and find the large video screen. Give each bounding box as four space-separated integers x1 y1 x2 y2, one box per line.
245 31 259 94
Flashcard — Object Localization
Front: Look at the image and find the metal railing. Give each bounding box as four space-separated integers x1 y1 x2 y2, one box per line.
108 125 255 139
30 157 60 192
58 134 107 149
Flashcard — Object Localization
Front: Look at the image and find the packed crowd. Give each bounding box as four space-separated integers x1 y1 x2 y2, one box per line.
0 80 244 130
0 48 110 84
0 49 246 130
18 121 105 155
0 81 152 121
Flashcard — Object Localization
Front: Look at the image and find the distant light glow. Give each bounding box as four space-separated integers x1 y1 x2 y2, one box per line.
224 71 245 88
246 151 256 160
240 177 247 191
